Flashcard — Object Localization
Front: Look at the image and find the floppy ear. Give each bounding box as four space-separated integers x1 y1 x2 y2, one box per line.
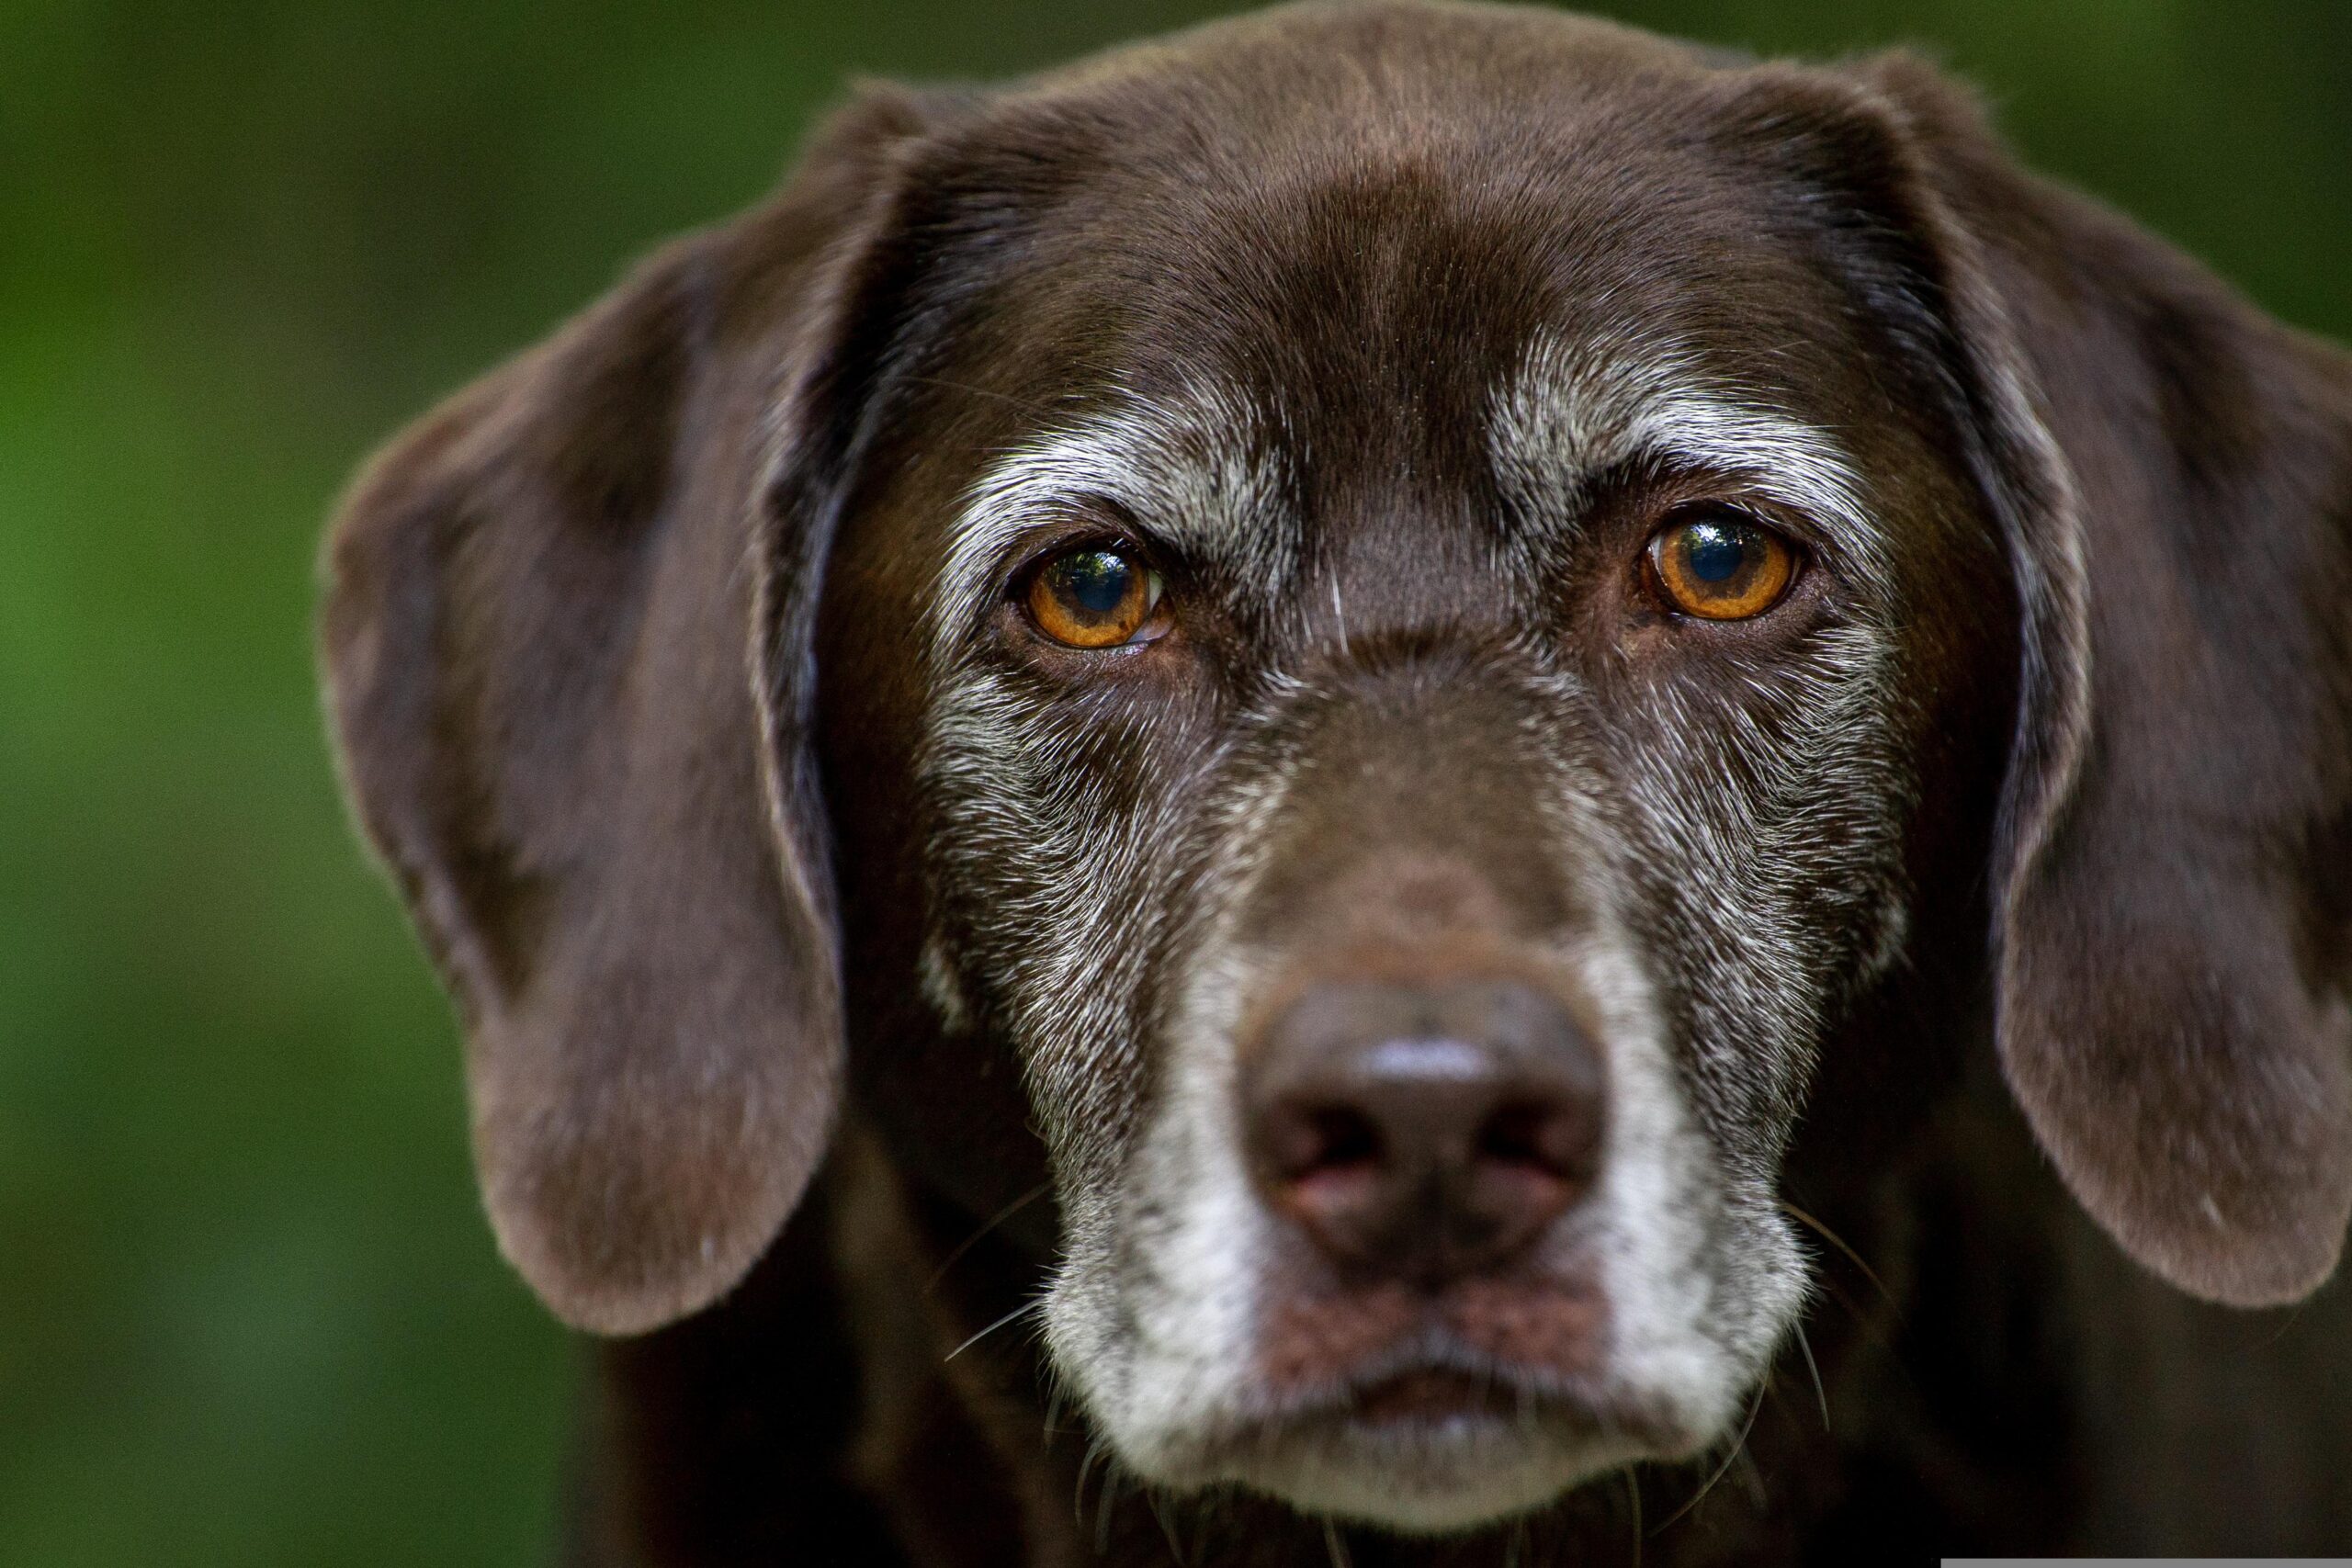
319 88 944 1334
1842 58 2352 1307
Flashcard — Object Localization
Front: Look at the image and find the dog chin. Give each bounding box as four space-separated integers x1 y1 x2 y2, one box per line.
1165 1397 1690 1536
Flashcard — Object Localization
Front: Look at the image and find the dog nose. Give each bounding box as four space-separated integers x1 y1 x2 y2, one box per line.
1242 978 1605 1283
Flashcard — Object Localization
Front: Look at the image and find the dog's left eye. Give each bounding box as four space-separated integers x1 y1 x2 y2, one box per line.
1025 546 1168 649
1644 508 1799 621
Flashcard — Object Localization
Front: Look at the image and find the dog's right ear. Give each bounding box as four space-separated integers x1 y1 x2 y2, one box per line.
319 86 950 1335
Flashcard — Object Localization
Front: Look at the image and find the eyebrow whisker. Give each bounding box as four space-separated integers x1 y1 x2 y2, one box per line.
901 373 1069 420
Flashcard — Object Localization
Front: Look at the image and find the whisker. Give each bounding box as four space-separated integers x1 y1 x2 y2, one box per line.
1650 1382 1765 1537
899 373 1066 419
927 1180 1052 1292
1733 1433 1769 1507
1780 1201 1896 1312
1148 1492 1188 1565
1322 1519 1353 1568
1075 1439 1106 1528
1621 1468 1643 1568
1094 1465 1125 1552
1791 1320 1831 1433
944 1299 1041 1363
2267 1294 2317 1346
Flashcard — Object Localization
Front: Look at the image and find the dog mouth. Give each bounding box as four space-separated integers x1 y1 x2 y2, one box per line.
1165 1317 1702 1494
1159 1336 1695 1533
1250 1343 1693 1451
1349 1365 1518 1425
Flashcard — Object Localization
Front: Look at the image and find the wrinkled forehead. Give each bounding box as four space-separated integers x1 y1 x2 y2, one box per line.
904 79 1952 618
1087 152 1893 501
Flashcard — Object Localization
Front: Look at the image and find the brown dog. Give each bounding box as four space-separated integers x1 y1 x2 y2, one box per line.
319 3 2352 1562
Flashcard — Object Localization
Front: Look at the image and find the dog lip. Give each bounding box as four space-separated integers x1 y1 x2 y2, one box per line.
1349 1365 1518 1425
1191 1336 1696 1464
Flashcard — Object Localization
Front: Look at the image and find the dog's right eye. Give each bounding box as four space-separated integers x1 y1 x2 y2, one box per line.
1024 546 1169 649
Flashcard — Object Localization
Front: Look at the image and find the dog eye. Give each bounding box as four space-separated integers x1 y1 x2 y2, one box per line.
1025 546 1167 649
1644 509 1799 620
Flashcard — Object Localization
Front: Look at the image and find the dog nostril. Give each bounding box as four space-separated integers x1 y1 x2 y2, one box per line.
1242 979 1606 1280
1306 1105 1384 1174
1267 1102 1385 1185
1476 1100 1596 1179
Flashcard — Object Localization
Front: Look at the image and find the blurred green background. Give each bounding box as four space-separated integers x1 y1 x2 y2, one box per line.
1 0 2345 1562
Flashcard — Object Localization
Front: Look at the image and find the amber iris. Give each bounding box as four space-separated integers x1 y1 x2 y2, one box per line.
1026 547 1163 648
1645 511 1798 620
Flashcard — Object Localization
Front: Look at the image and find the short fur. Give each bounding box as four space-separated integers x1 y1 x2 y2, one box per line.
320 4 2352 1562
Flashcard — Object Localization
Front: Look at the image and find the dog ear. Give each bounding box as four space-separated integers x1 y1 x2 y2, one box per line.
1816 57 2352 1307
319 87 948 1334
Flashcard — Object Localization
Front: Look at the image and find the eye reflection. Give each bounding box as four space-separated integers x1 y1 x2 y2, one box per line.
1026 546 1165 648
1645 510 1798 620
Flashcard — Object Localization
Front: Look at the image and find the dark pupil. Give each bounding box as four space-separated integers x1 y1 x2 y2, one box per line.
1058 551 1134 616
1682 521 1751 585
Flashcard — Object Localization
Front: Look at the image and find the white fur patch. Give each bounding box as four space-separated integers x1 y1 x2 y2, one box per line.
928 383 1291 673
1490 329 1897 605
1046 696 1804 1529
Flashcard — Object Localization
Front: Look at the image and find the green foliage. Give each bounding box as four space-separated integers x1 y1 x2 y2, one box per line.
2 1 2342 1561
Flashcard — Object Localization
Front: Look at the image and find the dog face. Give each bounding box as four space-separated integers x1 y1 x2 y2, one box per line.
841 67 2009 1522
321 0 2352 1538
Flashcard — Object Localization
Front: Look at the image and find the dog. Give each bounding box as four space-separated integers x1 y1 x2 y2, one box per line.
318 3 2352 1561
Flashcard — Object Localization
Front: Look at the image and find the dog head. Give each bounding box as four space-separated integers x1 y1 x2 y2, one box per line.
321 1 2352 1535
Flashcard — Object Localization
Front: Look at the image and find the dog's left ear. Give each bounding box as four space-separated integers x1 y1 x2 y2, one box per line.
1777 56 2352 1306
319 86 955 1333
